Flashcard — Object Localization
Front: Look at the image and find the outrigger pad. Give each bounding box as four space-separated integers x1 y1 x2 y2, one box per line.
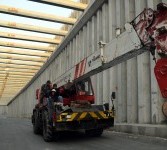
154 58 167 98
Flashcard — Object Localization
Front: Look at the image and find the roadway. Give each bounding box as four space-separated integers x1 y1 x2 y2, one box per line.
0 117 167 150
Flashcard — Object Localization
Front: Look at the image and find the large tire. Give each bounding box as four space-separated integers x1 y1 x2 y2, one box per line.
85 128 103 137
43 110 53 142
33 111 41 134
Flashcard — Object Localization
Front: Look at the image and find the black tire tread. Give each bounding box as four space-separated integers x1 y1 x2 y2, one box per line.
33 111 41 134
43 110 53 142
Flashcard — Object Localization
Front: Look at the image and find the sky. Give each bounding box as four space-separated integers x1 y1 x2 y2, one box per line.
0 0 77 39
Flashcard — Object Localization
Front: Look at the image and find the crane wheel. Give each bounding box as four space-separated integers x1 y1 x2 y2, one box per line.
42 110 53 142
33 111 41 134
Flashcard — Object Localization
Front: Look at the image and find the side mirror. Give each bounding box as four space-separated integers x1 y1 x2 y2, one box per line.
111 92 116 100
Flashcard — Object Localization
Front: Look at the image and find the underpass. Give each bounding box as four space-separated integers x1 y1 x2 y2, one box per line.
0 0 167 148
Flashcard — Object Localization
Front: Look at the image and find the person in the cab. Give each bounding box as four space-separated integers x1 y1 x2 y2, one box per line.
77 81 86 95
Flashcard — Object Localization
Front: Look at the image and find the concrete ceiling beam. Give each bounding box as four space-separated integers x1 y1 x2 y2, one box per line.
0 68 37 73
0 71 34 76
0 20 68 36
0 46 51 57
0 58 43 66
0 63 40 70
28 0 87 11
0 40 55 52
0 5 76 25
0 31 61 44
0 53 47 62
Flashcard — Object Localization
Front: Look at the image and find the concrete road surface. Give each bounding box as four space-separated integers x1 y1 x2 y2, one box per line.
0 117 167 150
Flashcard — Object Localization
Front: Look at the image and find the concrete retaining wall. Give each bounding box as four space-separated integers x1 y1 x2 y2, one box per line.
0 105 8 116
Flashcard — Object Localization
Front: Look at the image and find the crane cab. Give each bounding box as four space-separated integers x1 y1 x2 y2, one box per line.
59 77 95 106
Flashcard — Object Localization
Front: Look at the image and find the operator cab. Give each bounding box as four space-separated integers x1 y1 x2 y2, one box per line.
59 77 95 106
75 78 94 103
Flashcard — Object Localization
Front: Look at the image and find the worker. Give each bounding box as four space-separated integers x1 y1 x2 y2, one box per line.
53 83 57 90
50 88 57 102
57 87 64 103
47 88 56 120
50 87 64 112
40 80 53 105
52 83 59 101
51 83 63 103
45 80 53 98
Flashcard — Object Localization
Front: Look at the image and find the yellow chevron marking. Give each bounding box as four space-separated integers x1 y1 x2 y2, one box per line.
78 112 87 120
56 116 61 122
57 113 67 122
99 111 108 119
56 110 115 122
66 113 78 121
61 113 68 115
89 112 99 119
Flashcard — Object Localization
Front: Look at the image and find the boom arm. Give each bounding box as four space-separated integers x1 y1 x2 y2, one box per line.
55 23 142 87
54 3 167 101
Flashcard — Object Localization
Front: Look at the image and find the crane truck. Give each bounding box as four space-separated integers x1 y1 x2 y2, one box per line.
32 3 167 142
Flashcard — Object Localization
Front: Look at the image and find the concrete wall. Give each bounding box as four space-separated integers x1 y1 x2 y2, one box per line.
0 105 8 116
7 0 167 127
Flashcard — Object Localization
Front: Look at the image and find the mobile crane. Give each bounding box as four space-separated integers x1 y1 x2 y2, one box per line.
32 3 167 142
